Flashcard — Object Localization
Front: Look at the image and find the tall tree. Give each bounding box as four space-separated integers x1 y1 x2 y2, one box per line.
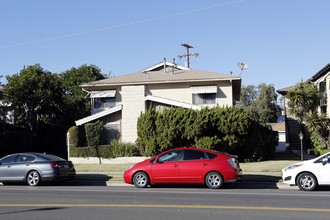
4 64 64 147
60 64 105 126
239 83 279 123
287 81 329 150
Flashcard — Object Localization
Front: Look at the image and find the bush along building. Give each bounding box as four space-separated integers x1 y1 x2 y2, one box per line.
75 59 242 144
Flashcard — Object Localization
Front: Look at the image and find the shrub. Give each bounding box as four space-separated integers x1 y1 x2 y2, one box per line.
84 121 103 163
69 141 141 158
67 126 79 147
137 106 278 161
110 140 141 157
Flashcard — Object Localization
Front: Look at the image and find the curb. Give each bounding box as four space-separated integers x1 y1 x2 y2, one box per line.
105 181 298 190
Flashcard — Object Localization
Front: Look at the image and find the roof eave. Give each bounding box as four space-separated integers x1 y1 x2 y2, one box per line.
80 77 242 89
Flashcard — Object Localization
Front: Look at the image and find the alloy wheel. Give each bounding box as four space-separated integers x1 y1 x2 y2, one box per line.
27 171 40 186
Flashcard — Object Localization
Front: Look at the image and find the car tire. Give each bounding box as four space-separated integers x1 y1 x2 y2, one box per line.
205 171 223 189
133 172 149 188
26 171 41 186
297 172 318 191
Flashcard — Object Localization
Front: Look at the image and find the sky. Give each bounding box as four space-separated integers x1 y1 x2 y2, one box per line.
1 0 330 93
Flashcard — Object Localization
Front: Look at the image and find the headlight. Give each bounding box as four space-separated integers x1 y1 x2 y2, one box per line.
126 165 135 171
284 164 302 171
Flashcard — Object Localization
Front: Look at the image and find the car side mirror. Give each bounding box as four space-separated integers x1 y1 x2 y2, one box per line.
322 157 328 165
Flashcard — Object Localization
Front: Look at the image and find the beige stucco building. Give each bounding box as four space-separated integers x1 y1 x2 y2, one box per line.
75 61 242 143
308 63 330 117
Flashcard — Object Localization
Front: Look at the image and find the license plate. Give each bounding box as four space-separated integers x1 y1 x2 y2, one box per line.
64 165 69 169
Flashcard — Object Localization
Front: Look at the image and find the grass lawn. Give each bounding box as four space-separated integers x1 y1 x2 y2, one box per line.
240 152 305 172
74 163 135 172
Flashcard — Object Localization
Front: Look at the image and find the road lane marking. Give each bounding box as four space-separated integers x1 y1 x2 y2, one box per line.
0 204 330 212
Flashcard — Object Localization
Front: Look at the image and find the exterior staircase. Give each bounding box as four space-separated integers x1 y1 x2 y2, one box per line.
286 117 309 151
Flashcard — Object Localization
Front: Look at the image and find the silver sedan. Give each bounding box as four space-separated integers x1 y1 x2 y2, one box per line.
0 153 76 186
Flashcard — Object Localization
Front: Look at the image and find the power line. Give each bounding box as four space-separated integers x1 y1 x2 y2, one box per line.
0 0 245 49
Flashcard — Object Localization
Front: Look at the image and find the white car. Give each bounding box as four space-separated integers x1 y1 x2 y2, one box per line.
282 152 330 191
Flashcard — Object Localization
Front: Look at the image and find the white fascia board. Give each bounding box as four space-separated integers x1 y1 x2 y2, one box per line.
145 95 201 110
141 62 190 72
75 105 122 126
314 71 330 84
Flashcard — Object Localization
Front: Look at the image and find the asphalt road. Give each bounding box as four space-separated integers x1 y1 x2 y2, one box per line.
1 184 330 220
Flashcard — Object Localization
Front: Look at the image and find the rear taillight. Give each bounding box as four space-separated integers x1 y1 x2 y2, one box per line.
228 158 237 169
50 162 61 168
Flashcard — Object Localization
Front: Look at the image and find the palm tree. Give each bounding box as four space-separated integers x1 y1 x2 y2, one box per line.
287 81 330 150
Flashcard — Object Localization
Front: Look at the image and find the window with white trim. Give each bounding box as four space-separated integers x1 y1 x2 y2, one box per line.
193 93 216 105
191 85 217 105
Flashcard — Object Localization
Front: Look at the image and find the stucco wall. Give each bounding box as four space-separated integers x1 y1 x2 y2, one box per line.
121 85 145 142
146 81 233 107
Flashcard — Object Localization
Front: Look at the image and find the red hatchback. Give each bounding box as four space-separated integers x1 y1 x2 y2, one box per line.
124 148 242 189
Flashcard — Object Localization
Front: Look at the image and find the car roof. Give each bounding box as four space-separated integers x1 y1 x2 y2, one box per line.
159 147 231 156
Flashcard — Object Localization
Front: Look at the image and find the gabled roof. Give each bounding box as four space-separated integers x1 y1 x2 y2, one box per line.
277 63 330 96
276 85 296 95
80 62 241 88
141 61 190 72
308 63 330 83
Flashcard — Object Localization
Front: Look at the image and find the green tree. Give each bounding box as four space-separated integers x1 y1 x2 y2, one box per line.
4 64 64 147
60 64 105 126
287 81 329 152
239 83 279 123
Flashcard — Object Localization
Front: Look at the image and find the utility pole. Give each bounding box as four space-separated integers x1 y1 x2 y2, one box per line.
177 44 199 68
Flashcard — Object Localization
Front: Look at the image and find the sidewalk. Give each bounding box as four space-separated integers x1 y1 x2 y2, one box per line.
105 180 296 190
93 171 295 190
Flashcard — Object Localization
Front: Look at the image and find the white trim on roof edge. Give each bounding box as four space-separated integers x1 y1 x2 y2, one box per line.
145 95 201 110
141 61 190 72
75 105 123 126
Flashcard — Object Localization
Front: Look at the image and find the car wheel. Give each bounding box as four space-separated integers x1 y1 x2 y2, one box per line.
205 172 223 189
297 172 318 191
133 172 149 188
27 171 41 186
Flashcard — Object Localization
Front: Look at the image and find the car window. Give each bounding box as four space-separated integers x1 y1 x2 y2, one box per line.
206 152 218 159
183 149 207 161
158 150 182 163
39 154 65 161
315 153 330 163
0 155 17 164
17 155 35 162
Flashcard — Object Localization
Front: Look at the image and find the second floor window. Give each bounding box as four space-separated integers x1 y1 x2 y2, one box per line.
94 97 116 108
193 93 216 105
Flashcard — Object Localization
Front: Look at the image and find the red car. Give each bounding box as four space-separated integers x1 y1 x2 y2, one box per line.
124 148 242 189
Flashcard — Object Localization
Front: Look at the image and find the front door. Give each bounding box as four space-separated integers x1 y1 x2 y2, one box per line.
318 154 330 184
151 150 182 183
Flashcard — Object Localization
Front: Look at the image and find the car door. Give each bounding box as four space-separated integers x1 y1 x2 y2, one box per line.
180 149 209 183
9 154 36 180
151 150 182 183
318 153 330 184
0 154 18 180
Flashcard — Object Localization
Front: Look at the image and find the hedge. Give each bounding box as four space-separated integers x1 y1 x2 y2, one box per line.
69 141 141 158
137 106 278 161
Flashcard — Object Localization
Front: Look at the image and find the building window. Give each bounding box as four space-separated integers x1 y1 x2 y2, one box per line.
94 97 116 108
193 93 216 105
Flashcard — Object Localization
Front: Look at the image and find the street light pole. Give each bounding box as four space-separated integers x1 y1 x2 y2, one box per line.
299 131 304 161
